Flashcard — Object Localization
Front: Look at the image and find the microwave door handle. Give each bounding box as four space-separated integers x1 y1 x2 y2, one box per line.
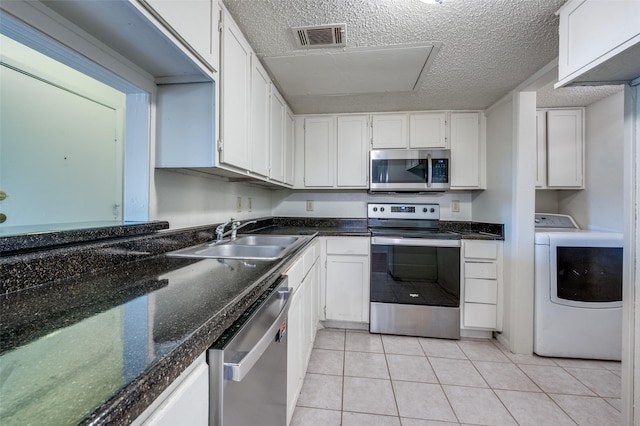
426 154 432 188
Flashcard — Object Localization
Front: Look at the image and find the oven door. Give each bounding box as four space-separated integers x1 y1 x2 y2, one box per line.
370 236 461 338
370 236 461 307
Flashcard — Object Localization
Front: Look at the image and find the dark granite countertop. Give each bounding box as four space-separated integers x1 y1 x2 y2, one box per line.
0 216 503 425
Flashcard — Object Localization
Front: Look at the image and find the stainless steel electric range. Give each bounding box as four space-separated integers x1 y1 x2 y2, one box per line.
368 203 461 339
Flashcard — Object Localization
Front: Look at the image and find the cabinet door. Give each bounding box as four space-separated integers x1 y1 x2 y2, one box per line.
250 61 271 177
325 254 370 323
450 112 480 188
409 112 447 148
337 115 369 187
547 109 583 188
220 10 251 170
283 108 295 185
557 0 640 85
286 288 304 425
141 357 209 426
372 114 407 149
144 0 218 72
535 110 547 188
304 116 335 187
270 89 286 182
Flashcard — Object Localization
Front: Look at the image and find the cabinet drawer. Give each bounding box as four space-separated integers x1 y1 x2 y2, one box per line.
463 303 497 329
464 279 497 304
465 262 497 279
326 238 369 255
464 241 498 260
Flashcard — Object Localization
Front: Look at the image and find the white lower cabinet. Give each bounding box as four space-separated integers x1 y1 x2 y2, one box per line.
133 354 209 426
461 240 503 331
324 237 370 324
285 241 320 424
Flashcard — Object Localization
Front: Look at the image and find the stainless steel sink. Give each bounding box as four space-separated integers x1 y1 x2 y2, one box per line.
229 235 299 246
167 234 305 260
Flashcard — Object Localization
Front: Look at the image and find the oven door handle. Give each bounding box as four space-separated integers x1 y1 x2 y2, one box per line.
371 236 461 248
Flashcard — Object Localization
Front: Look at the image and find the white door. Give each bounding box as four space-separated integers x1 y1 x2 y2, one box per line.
270 89 286 182
250 61 271 177
220 11 251 170
304 117 335 187
337 115 369 187
450 112 480 188
325 255 369 322
372 114 407 149
547 109 583 188
409 112 447 148
0 65 123 227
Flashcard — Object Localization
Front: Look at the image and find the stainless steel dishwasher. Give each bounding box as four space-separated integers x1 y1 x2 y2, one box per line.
208 277 291 426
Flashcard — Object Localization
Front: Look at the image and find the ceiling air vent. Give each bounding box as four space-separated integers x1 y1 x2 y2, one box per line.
292 24 346 49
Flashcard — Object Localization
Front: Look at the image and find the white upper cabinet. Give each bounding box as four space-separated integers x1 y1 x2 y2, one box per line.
142 0 219 73
270 88 286 183
372 112 448 149
372 114 408 149
337 115 369 187
535 111 547 188
284 108 296 186
302 115 369 188
450 112 482 189
250 60 271 177
304 117 336 187
545 109 584 189
556 0 640 86
409 112 448 149
219 7 252 170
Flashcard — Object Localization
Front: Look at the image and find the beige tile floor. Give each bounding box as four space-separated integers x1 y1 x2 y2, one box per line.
291 328 622 426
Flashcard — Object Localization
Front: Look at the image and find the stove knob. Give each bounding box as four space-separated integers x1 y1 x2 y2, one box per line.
373 207 378 212
423 208 428 213
430 208 435 213
380 207 385 212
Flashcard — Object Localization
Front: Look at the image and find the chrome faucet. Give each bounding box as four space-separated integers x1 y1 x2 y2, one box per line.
230 220 257 240
214 217 235 244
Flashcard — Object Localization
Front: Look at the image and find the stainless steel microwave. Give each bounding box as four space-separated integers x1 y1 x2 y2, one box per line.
370 149 450 192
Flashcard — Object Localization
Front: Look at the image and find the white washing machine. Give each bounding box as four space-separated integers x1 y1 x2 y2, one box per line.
534 213 623 360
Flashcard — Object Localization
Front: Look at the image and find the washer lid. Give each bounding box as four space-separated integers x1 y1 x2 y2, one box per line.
534 213 579 230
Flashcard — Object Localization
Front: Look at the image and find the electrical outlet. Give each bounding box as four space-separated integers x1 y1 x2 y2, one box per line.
236 196 242 212
451 200 460 213
248 197 252 212
306 200 314 211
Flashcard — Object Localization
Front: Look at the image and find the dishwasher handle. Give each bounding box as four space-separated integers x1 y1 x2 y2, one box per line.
224 286 292 382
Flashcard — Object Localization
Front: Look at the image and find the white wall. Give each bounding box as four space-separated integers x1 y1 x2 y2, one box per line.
474 96 515 349
476 92 537 354
273 189 473 221
150 170 274 229
557 91 625 232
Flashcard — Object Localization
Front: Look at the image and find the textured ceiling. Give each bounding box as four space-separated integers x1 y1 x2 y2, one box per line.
220 0 619 114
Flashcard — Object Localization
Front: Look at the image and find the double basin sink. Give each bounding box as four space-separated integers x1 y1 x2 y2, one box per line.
167 235 305 261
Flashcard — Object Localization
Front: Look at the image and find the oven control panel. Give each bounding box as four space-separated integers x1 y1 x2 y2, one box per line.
368 203 440 220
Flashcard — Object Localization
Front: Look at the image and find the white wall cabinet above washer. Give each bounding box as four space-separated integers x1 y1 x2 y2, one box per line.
536 108 584 189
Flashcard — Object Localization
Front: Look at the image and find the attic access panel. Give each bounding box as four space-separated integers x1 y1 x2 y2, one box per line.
262 43 441 97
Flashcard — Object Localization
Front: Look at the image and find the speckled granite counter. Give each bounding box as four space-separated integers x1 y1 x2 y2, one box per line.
0 216 502 425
